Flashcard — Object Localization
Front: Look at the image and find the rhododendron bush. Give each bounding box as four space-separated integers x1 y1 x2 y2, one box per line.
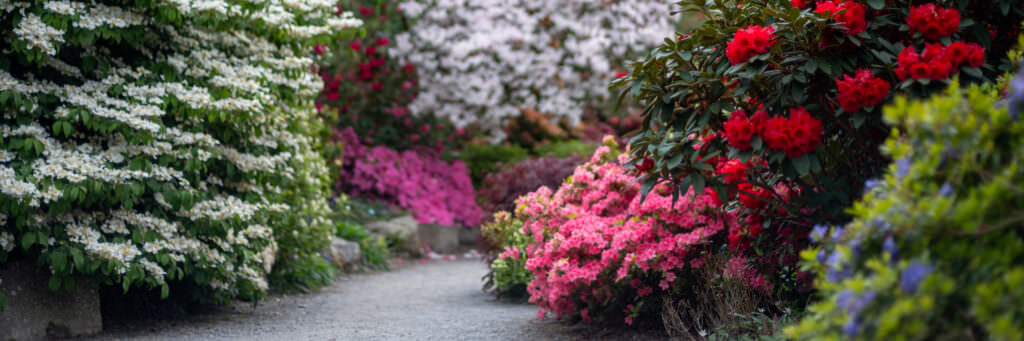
316 0 467 153
334 128 483 227
0 1 360 300
788 77 1024 339
507 138 743 324
617 0 1022 260
392 0 676 139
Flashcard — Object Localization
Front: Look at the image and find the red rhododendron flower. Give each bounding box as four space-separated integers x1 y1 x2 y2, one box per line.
895 45 954 81
761 107 822 158
349 40 362 51
615 71 628 79
403 63 416 74
371 82 383 91
723 110 756 150
635 157 655 172
815 0 868 35
717 159 750 186
791 0 810 9
907 4 961 41
835 69 890 113
359 5 373 17
737 183 769 209
945 41 986 68
726 25 776 65
376 37 390 46
365 46 377 56
313 44 326 55
370 57 386 68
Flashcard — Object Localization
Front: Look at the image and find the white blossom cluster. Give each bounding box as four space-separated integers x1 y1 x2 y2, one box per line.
393 0 674 139
1 1 358 297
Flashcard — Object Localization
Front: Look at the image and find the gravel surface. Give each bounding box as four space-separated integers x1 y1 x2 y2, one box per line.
82 259 670 341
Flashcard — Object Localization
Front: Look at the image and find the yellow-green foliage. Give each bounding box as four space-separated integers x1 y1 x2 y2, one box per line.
786 80 1024 340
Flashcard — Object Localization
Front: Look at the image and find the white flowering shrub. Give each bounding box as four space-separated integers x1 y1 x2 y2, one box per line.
0 0 360 301
392 0 676 139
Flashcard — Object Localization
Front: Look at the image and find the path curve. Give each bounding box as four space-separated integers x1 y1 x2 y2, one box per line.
84 260 668 341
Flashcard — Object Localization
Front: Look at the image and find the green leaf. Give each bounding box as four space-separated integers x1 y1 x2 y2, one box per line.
50 251 67 272
21 232 35 250
49 275 61 291
867 0 884 10
793 154 811 176
161 284 170 299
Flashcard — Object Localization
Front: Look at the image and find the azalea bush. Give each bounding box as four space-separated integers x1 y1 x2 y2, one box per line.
506 137 741 324
481 212 531 298
787 75 1024 339
0 1 361 301
333 127 484 227
316 0 467 153
393 0 676 139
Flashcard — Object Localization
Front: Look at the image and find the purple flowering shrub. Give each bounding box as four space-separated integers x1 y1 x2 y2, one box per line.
334 127 484 227
477 155 587 214
787 77 1024 339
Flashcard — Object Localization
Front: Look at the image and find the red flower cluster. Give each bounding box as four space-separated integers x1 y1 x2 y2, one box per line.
907 4 961 41
791 0 809 9
815 0 868 35
895 42 982 81
835 69 890 113
945 41 985 68
760 107 822 158
723 110 757 150
726 25 776 65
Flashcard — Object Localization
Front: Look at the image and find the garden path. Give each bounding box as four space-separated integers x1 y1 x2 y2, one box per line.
82 259 668 341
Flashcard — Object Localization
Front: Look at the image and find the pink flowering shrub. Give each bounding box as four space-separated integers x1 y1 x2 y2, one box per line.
513 137 738 324
334 127 484 227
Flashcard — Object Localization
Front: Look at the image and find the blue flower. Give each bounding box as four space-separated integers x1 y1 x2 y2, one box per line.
837 289 877 316
836 289 855 312
900 261 934 294
895 158 911 178
883 236 898 261
306 215 313 223
810 224 829 243
872 217 892 232
938 182 954 197
863 178 882 192
1009 66 1024 120
843 319 860 337
817 248 828 264
849 238 862 260
832 227 845 242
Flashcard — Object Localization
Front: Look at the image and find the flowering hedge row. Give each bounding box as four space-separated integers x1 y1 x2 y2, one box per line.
393 0 676 139
787 75 1024 339
0 0 360 301
333 127 483 227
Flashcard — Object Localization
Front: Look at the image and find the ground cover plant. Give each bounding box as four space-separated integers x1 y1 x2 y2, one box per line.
0 0 361 303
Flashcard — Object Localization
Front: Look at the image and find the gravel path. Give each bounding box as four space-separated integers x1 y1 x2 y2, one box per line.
83 259 669 341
